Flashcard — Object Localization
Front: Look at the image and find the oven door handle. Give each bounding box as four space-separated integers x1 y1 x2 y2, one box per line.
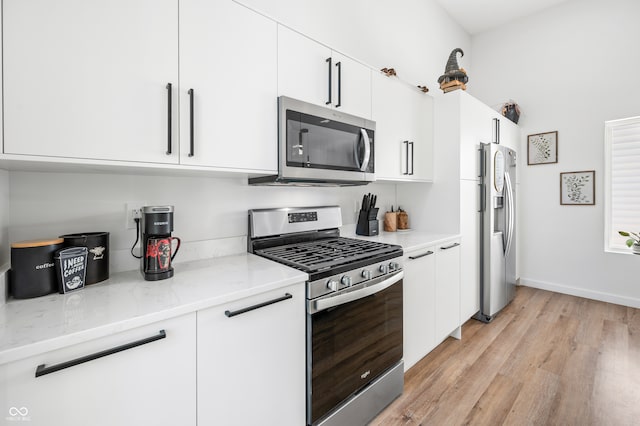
313 271 403 312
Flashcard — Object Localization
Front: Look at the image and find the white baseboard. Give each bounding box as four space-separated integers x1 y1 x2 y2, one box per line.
519 277 640 309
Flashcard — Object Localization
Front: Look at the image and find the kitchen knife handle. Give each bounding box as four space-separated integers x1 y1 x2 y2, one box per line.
166 83 173 155
335 61 342 108
35 330 166 377
326 57 332 105
188 88 194 157
225 293 293 318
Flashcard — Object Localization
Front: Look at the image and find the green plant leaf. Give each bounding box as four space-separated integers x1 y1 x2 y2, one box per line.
619 231 630 237
626 239 634 248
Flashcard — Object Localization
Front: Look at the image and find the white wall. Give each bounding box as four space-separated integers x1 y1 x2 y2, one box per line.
470 0 640 306
8 172 396 272
238 0 471 91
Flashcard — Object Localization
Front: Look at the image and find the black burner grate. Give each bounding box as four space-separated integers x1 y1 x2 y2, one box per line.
255 237 400 273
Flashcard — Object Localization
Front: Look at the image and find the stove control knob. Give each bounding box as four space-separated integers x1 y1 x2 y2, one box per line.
379 264 389 274
389 262 399 271
326 280 339 292
361 270 372 280
341 276 352 287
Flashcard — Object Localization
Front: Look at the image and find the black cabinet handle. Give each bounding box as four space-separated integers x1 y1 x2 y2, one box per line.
403 141 409 175
166 83 173 155
225 293 293 318
35 330 166 378
188 88 195 157
335 61 342 108
326 57 332 105
409 141 415 175
409 250 433 260
440 242 460 250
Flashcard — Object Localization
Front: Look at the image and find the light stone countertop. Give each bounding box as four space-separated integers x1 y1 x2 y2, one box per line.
0 229 459 365
0 253 307 365
341 224 460 253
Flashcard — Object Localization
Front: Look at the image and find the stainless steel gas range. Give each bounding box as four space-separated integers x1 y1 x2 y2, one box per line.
248 206 404 426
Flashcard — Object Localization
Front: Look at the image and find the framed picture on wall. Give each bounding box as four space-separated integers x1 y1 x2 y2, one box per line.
560 170 595 205
527 131 558 165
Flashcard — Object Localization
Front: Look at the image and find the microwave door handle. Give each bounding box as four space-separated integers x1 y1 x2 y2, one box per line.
359 128 371 172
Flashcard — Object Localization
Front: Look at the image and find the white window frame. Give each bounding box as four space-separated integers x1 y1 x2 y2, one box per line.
604 115 640 254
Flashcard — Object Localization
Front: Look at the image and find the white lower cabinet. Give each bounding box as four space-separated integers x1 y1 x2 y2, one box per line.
402 238 461 371
435 241 461 340
0 313 196 426
403 246 436 371
197 283 305 426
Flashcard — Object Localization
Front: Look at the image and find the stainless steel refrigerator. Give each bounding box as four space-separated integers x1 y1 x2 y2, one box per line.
475 142 517 323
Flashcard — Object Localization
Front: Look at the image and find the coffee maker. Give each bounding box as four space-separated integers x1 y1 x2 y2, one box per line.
140 206 181 281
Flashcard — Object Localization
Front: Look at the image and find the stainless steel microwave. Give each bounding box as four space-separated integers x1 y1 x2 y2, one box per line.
249 96 375 186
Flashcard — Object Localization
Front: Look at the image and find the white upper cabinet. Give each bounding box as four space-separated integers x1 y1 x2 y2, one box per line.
179 0 277 172
372 72 433 182
330 51 372 119
277 25 371 118
2 0 180 164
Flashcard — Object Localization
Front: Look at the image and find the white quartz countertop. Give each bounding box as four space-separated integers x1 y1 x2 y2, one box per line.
0 253 307 365
341 224 460 253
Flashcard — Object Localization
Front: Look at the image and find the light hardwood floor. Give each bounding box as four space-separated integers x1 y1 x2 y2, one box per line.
371 286 640 425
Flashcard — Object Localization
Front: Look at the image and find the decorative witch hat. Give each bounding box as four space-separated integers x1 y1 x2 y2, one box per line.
438 48 469 92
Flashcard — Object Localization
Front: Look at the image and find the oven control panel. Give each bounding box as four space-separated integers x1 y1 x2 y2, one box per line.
307 257 404 300
288 211 318 223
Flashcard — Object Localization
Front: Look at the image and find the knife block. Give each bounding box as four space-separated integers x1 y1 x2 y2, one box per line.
356 210 379 236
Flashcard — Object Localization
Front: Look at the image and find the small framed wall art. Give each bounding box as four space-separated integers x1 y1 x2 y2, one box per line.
560 170 595 205
527 131 558 165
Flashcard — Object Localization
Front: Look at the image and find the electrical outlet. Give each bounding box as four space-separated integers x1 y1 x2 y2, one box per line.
126 202 146 229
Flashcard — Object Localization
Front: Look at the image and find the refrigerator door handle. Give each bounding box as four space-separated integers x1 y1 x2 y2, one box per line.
504 171 515 256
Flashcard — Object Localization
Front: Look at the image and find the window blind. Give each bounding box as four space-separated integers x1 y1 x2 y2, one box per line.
606 116 640 251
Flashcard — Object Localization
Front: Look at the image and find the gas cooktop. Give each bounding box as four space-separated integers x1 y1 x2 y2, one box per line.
254 236 401 273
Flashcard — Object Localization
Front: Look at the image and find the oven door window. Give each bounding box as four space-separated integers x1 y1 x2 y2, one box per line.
286 110 374 173
309 279 402 424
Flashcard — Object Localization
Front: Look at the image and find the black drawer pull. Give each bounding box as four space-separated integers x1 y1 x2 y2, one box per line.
225 293 293 318
166 83 173 155
326 57 332 105
335 61 342 107
188 88 195 157
440 242 460 250
409 250 433 260
35 330 166 378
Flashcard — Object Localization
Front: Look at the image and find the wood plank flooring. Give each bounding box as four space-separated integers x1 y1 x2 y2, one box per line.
371 286 640 425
